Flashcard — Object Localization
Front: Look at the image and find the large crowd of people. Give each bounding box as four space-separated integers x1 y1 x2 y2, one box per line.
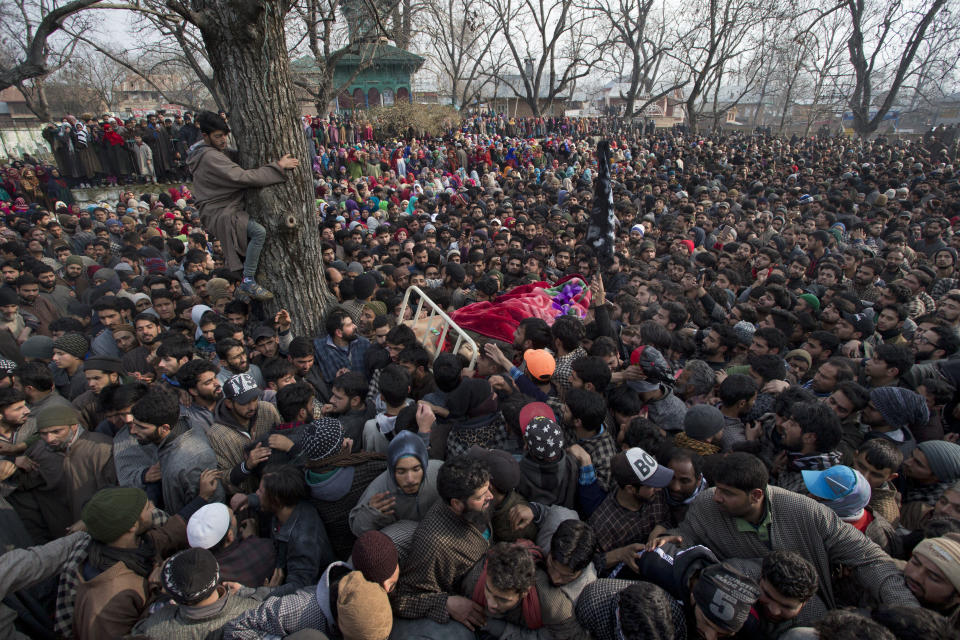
0 108 959 640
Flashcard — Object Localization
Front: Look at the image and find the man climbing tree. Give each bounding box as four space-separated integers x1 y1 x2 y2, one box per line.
187 111 300 301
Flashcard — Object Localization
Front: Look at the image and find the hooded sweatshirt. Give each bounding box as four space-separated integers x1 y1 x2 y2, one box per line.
349 431 442 537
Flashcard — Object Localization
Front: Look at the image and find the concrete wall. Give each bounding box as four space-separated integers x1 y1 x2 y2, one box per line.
0 126 51 161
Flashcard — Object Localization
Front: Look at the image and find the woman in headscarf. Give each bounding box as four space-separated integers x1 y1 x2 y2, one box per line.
190 304 217 360
2 168 20 200
45 168 74 208
18 167 41 203
348 430 442 538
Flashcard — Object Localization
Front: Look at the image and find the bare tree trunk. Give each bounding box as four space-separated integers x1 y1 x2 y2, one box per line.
687 106 699 134
182 0 332 336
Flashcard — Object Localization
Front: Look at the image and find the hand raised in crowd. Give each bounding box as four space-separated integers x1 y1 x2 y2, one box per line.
245 442 271 469
483 342 512 370
566 443 593 468
416 401 436 433
268 433 295 452
197 469 220 500
589 274 605 307
274 309 292 332
762 379 790 395
841 340 862 358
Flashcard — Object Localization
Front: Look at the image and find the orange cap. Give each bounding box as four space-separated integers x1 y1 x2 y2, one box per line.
524 349 556 382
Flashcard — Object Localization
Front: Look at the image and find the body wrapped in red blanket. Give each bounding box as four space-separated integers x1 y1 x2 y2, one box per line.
449 277 591 344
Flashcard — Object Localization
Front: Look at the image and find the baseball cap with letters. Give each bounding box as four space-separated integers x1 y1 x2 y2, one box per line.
223 373 261 404
621 447 675 488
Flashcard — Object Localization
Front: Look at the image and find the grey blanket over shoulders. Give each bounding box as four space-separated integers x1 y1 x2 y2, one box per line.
677 485 918 615
185 142 286 272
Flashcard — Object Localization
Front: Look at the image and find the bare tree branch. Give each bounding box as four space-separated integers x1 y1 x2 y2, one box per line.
0 0 105 91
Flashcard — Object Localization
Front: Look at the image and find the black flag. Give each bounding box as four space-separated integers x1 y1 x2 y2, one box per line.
586 139 615 269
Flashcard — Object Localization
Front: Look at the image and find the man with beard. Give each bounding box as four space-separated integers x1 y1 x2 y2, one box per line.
393 455 494 639
771 401 843 493
503 251 525 288
33 263 72 316
861 386 928 459
900 441 960 531
937 291 960 329
71 356 122 430
512 317 553 354
903 535 960 626
0 388 34 485
0 286 29 344
121 313 163 380
19 405 116 542
911 324 960 364
589 448 674 574
215 338 264 388
805 357 854 398
69 479 219 639
178 359 221 432
315 309 369 387
59 255 89 297
661 446 707 523
204 372 280 494
853 259 883 304
16 274 58 337
128 385 223 514
700 324 737 370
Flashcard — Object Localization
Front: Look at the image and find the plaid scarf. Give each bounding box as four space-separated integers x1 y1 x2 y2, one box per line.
674 432 720 456
905 481 951 506
787 450 842 471
54 509 169 637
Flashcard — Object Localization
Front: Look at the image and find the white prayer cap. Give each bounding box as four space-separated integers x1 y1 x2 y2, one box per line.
187 502 230 549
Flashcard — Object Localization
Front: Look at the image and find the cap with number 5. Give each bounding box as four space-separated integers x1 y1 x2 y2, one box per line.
621 447 675 488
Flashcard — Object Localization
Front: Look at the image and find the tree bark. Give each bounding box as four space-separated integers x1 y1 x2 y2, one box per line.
184 0 333 336
16 79 52 123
